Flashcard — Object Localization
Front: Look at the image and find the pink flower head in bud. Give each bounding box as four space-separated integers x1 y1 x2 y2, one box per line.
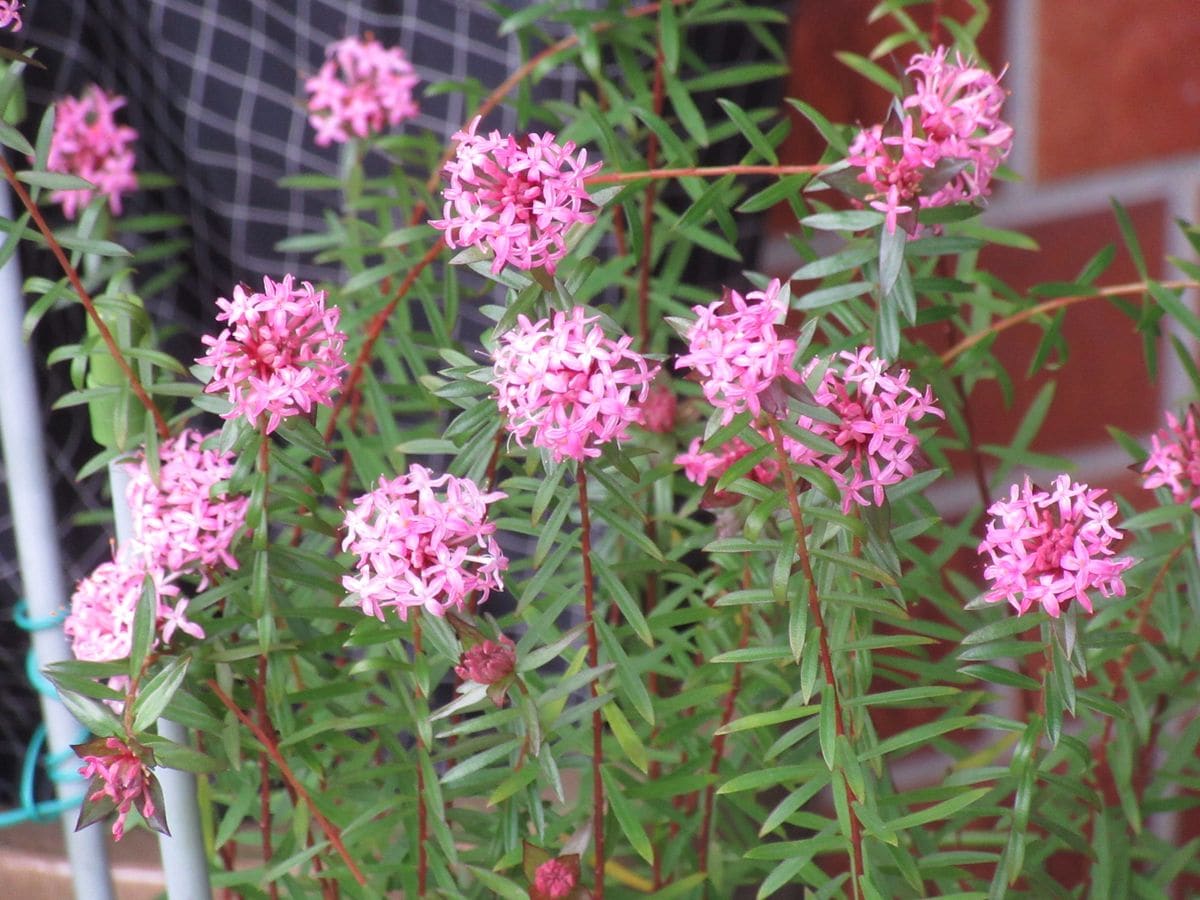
342 465 508 621
77 738 158 841
1142 407 1200 509
305 34 419 146
126 429 248 585
786 347 943 512
638 381 677 434
65 557 203 666
430 116 603 274
532 858 578 900
846 118 936 234
978 474 1136 618
196 274 348 434
45 85 138 219
675 434 779 489
0 1 22 31
492 306 658 463
675 279 799 424
455 636 517 686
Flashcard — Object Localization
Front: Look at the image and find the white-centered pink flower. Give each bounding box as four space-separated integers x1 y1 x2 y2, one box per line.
45 85 137 219
785 346 943 512
0 1 22 31
675 279 799 425
978 474 1135 618
196 274 348 434
76 738 158 841
492 306 658 462
305 35 419 146
1142 406 1200 509
845 46 1012 233
65 556 203 666
342 465 508 621
430 117 602 274
126 429 247 584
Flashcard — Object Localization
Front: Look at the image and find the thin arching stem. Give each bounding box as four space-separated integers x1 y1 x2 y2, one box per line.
577 463 606 899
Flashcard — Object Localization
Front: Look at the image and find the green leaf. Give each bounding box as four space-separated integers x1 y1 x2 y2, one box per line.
603 701 649 774
0 120 34 156
58 688 123 738
818 683 837 769
802 210 884 232
132 656 191 732
716 98 778 164
593 557 653 647
596 620 654 725
886 788 989 832
129 574 157 680
16 170 95 191
717 763 821 795
602 765 654 864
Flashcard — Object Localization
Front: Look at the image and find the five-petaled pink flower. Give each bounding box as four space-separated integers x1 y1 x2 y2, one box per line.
45 85 138 219
845 46 1012 232
0 1 22 31
126 429 248 585
532 857 579 900
305 34 419 146
430 117 602 274
65 556 203 667
492 306 658 462
455 636 517 686
342 465 508 621
196 274 348 434
675 278 799 425
785 346 944 512
76 738 161 841
1141 406 1200 509
978 474 1135 618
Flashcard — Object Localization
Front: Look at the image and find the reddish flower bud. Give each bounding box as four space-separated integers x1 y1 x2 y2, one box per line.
532 857 578 900
455 636 517 686
638 381 677 434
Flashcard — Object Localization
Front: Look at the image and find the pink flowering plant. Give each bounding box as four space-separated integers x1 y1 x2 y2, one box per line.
9 3 1200 898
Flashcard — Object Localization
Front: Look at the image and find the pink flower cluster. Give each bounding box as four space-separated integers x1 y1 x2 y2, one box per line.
64 558 202 666
846 47 1012 232
675 279 799 425
305 35 419 146
342 465 508 621
676 434 779 490
46 85 138 219
785 347 943 511
197 274 348 434
0 1 22 31
492 306 658 462
77 738 158 841
1141 407 1200 508
430 117 602 274
126 429 247 585
978 474 1135 618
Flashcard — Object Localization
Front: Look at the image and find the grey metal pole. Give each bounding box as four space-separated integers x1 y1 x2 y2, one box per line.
108 463 212 900
0 189 116 899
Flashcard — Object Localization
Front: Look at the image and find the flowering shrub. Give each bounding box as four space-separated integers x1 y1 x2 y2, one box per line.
10 3 1200 898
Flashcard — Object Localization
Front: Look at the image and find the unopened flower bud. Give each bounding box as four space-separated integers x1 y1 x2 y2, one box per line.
533 857 578 900
455 636 516 686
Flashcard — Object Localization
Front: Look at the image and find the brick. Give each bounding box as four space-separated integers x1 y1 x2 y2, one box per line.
1037 0 1200 179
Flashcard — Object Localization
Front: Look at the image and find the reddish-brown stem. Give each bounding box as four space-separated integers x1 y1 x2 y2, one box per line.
413 618 429 896
698 559 753 878
939 279 1198 365
577 463 605 899
207 679 369 887
588 163 823 185
0 155 170 440
252 656 279 900
769 421 864 898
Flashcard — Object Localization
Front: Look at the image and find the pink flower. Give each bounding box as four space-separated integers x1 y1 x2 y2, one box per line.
1141 406 1200 509
785 347 943 512
45 85 138 219
76 738 158 841
675 279 799 425
342 466 508 621
843 47 1011 232
675 434 779 489
532 857 578 900
0 1 22 31
305 35 419 146
978 474 1136 618
455 636 517 686
638 381 677 434
196 275 348 434
64 557 203 666
430 117 602 273
126 429 248 585
492 306 658 462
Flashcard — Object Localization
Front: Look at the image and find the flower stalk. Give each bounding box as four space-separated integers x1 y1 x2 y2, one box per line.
577 462 606 899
